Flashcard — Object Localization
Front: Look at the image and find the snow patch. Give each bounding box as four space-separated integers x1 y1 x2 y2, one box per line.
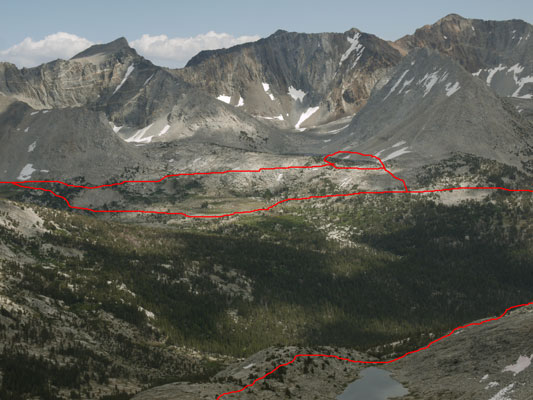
17 164 36 180
488 383 514 400
480 374 489 382
24 127 29 133
385 70 410 99
277 173 283 182
257 115 284 121
236 96 244 107
262 83 275 101
399 78 414 94
42 110 50 114
472 69 482 77
352 50 365 69
126 124 154 143
113 64 135 95
502 354 532 375
508 64 524 82
485 382 499 389
445 81 461 96
143 73 154 86
512 74 533 99
383 147 411 161
28 141 37 152
30 111 39 116
216 95 231 104
295 107 319 130
339 32 364 68
486 64 506 85
392 141 406 148
324 124 350 134
288 86 306 102
159 124 170 136
243 363 254 370
418 70 448 97
112 124 123 133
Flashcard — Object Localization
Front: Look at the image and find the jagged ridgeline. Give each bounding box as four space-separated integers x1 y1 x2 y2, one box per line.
0 13 533 400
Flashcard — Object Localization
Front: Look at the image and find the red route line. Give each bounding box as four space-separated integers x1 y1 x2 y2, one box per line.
3 150 531 218
2 150 533 397
216 301 533 399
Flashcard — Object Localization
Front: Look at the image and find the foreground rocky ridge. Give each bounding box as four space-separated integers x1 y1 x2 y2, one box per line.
133 305 533 400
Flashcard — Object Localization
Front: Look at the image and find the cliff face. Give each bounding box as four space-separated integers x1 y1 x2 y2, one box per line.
175 29 402 127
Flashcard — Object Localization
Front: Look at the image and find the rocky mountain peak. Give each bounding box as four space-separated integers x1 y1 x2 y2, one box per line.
345 27 362 35
71 37 136 60
271 29 289 36
436 13 468 24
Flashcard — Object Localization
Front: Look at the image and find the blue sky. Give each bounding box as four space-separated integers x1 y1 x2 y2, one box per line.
1 0 532 67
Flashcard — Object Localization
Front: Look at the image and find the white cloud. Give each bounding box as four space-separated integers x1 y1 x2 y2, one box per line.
0 31 261 69
0 32 94 67
130 32 261 67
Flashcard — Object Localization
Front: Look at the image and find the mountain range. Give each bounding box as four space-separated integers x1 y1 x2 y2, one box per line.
0 14 531 187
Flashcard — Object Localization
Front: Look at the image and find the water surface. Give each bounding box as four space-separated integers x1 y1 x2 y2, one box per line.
337 367 408 400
